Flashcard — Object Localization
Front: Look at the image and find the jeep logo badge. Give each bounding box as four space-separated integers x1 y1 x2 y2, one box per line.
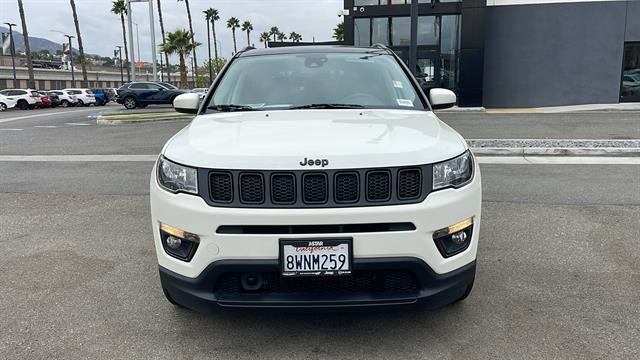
299 157 329 167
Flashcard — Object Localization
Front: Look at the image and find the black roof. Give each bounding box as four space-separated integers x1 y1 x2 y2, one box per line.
237 45 391 57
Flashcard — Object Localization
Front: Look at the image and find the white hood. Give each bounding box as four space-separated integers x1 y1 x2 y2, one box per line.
163 109 467 170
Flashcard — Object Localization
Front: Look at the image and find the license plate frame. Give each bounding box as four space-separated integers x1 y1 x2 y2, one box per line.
279 237 353 277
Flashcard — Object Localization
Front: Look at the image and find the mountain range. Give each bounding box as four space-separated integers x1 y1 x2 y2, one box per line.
0 26 81 55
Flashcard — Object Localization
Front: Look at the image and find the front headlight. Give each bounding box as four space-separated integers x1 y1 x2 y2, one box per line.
433 150 474 190
157 156 198 194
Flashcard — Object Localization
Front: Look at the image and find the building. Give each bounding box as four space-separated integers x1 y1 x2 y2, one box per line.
343 0 640 107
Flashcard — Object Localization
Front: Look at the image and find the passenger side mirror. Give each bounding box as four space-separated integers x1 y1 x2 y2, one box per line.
173 93 201 114
428 88 456 110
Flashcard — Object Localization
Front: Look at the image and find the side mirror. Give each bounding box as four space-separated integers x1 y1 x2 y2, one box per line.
173 93 201 114
428 88 456 110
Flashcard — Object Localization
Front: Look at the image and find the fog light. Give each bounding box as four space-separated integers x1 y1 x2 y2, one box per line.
433 218 473 258
451 231 467 245
159 223 200 262
165 236 182 249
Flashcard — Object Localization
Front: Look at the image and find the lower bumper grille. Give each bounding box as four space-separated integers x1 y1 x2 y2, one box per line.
214 270 419 295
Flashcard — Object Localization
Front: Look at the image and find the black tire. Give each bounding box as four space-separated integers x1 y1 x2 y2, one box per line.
77 99 85 107
61 100 69 108
0 103 6 112
123 96 138 110
18 100 29 110
162 287 185 308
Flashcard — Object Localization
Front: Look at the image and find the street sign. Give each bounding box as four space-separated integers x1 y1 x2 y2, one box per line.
136 60 142 69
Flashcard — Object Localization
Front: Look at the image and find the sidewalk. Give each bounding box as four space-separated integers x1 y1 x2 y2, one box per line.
441 102 640 113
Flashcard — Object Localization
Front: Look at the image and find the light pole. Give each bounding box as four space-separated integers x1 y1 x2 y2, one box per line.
65 35 76 87
3 22 17 88
126 0 158 82
115 46 124 84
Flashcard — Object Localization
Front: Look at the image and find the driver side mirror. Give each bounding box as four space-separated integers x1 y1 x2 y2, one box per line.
173 93 201 114
428 88 456 110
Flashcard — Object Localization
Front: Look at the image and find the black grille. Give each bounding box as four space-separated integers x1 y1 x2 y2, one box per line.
303 173 328 204
204 165 431 208
209 172 233 202
335 172 359 203
214 270 419 295
398 169 421 199
271 174 295 204
239 173 264 203
367 171 391 201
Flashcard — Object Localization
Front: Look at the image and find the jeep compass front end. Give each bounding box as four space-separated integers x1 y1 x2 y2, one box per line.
150 45 481 311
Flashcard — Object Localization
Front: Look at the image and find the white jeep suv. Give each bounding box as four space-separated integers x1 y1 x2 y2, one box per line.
63 88 96 106
151 46 481 312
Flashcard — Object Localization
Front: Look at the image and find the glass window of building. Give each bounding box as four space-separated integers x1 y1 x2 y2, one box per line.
354 18 371 46
391 17 411 46
621 43 640 101
417 16 439 46
372 18 390 45
440 15 461 89
390 0 406 4
354 0 380 5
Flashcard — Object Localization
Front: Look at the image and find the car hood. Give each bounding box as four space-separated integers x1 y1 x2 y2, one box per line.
163 109 468 170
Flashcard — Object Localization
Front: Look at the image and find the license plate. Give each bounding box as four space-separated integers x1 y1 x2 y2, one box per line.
280 238 352 276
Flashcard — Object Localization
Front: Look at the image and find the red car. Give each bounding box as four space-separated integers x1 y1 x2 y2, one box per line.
36 92 51 108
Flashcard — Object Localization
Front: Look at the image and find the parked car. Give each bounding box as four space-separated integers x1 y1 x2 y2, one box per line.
94 87 117 101
155 45 480 312
63 88 96 106
191 87 208 100
49 90 78 107
0 89 39 110
91 88 110 106
44 91 61 108
116 81 187 109
36 91 52 108
0 93 18 111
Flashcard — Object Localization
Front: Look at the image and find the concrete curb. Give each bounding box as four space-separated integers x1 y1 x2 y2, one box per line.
470 147 640 157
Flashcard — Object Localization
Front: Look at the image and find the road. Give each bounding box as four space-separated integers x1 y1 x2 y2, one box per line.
0 106 639 359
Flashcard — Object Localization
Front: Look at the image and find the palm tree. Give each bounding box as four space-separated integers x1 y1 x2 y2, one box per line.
157 0 170 82
161 29 199 89
177 0 198 73
69 0 88 84
111 0 130 81
289 32 302 42
277 32 287 42
17 0 34 88
203 10 213 83
259 32 270 48
226 17 240 53
269 26 279 42
333 22 344 42
204 8 220 60
241 21 253 47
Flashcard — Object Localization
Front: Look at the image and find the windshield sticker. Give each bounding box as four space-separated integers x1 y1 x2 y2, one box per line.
396 99 414 107
392 80 403 88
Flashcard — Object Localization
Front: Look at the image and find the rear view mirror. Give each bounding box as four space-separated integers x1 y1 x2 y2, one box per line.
429 88 457 110
173 93 200 114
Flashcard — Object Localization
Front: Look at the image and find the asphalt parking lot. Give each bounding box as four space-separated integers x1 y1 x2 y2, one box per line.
0 107 639 359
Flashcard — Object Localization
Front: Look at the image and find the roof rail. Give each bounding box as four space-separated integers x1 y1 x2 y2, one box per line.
371 43 392 52
235 46 256 57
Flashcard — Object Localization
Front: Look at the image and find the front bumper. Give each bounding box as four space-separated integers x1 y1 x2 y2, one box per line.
160 257 476 311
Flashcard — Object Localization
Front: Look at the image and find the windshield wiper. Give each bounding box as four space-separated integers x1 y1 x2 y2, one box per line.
209 104 256 112
289 103 364 110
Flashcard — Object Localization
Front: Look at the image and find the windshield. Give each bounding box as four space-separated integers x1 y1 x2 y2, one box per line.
208 52 425 111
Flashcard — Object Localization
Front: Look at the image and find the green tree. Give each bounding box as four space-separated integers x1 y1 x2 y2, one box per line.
277 32 287 42
227 17 240 53
157 0 171 82
241 21 253 46
69 0 88 82
333 22 344 42
289 32 302 42
204 8 220 60
259 32 270 48
177 0 198 73
161 29 200 88
269 26 279 42
111 0 130 81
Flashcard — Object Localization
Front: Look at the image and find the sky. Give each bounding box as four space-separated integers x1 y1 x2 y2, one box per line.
0 0 343 63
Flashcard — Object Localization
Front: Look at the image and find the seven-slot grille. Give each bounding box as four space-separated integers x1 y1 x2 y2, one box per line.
203 166 430 208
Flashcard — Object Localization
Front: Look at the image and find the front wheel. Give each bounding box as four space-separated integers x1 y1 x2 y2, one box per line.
61 100 69 108
123 97 138 110
0 103 7 112
18 100 29 110
77 99 85 107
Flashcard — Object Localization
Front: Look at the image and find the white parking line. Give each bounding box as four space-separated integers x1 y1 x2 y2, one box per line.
33 125 57 128
0 128 24 131
0 155 637 165
65 123 91 126
0 107 100 124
